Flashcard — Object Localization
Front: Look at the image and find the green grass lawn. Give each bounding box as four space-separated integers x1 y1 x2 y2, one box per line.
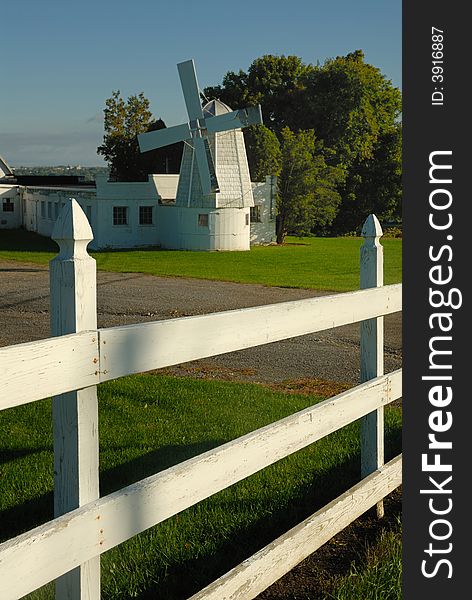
0 374 402 600
0 230 402 291
328 519 402 600
1 228 402 597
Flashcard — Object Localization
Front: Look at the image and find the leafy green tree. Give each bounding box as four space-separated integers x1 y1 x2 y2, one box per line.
300 51 402 232
244 125 282 181
332 123 402 232
299 51 401 165
276 128 343 244
97 91 182 181
205 55 311 134
205 51 402 232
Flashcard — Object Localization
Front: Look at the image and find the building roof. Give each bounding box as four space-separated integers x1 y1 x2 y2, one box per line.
151 174 179 201
0 154 14 178
203 99 232 117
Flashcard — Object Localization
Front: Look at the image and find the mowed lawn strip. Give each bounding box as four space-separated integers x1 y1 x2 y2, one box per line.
0 230 401 291
0 374 402 600
327 518 402 600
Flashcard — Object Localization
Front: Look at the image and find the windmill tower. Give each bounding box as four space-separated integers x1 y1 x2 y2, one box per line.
138 59 263 250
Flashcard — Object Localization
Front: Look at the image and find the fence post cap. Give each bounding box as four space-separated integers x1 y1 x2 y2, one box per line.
52 198 93 243
51 199 93 260
361 214 383 240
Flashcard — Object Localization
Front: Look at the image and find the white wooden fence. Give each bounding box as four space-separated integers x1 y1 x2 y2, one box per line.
0 200 402 600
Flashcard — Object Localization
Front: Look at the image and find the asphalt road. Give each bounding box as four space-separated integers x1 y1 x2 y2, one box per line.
0 259 402 386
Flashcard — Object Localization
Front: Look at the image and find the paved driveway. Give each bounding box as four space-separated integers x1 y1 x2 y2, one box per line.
0 259 402 385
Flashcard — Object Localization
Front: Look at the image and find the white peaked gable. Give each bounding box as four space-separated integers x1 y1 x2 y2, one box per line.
175 99 254 210
0 154 13 178
150 174 179 202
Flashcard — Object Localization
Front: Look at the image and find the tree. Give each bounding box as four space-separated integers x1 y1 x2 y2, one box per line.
299 51 401 165
299 51 402 232
332 123 402 232
205 52 402 232
276 128 343 244
244 125 282 182
97 91 182 181
205 55 311 135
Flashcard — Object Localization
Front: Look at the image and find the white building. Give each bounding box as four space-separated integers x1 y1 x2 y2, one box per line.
0 96 277 250
0 166 276 251
1 155 21 230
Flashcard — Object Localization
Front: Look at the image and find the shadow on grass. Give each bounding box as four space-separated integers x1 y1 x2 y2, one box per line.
135 425 401 600
0 427 401 599
99 440 222 497
0 448 50 464
0 441 221 543
0 230 58 253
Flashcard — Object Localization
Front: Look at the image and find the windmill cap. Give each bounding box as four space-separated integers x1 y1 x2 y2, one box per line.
203 99 233 117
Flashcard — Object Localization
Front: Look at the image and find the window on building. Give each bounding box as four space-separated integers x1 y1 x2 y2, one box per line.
198 213 209 227
139 206 153 225
250 206 262 223
41 201 46 218
2 199 14 212
113 206 128 225
47 202 52 219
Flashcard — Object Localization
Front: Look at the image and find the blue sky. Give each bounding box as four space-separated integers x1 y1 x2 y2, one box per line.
1 1 401 166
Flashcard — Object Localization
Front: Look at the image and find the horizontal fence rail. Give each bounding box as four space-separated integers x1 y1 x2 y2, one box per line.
0 370 401 600
0 284 401 411
0 331 100 410
189 455 402 600
97 283 401 381
1 207 402 600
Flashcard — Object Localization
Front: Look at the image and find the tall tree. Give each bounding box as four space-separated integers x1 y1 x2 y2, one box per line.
244 125 282 182
300 51 402 231
205 55 310 134
97 91 182 181
276 128 343 244
332 123 402 232
299 51 401 165
205 52 402 232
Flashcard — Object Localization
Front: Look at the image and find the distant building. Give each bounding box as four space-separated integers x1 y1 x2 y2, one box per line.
0 166 276 251
1 97 277 249
0 155 14 179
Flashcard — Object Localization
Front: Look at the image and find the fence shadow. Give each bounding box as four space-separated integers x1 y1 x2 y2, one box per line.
135 424 401 600
0 441 222 544
0 427 401 597
0 230 58 253
0 448 50 465
99 440 223 497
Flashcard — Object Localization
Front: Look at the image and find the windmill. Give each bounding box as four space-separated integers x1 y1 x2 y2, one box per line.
138 59 263 196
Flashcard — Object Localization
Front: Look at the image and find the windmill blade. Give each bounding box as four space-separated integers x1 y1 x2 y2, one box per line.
193 136 220 195
138 122 191 153
177 60 204 121
206 105 263 134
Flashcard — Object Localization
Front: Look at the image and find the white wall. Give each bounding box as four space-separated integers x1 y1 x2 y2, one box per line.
15 174 270 251
93 176 160 249
158 206 250 251
0 185 21 229
22 187 96 239
250 176 277 245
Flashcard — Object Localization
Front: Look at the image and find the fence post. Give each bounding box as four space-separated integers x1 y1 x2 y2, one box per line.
360 214 385 518
50 199 100 599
